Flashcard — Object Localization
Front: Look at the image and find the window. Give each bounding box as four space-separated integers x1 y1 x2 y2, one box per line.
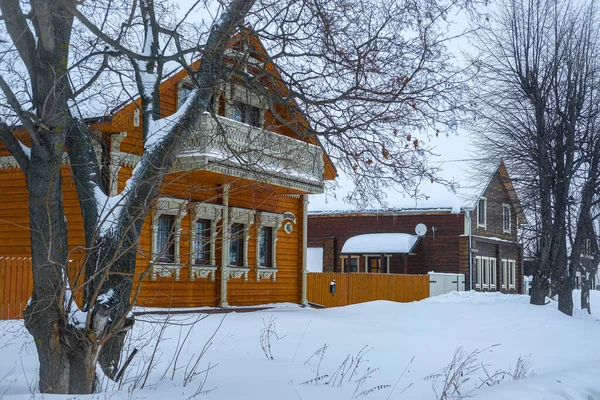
477 198 487 228
509 259 516 289
475 256 482 289
193 219 211 265
341 256 359 273
501 259 508 290
189 203 222 281
230 223 245 266
151 197 188 280
476 256 497 290
255 211 283 281
156 215 175 263
482 257 488 287
231 102 260 127
258 227 273 267
489 258 496 289
503 204 511 234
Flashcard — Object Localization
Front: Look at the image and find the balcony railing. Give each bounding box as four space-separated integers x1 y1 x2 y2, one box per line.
175 114 325 193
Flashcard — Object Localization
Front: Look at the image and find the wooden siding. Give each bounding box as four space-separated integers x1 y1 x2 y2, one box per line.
308 212 465 275
470 164 519 240
0 164 307 311
1 258 84 320
307 272 429 308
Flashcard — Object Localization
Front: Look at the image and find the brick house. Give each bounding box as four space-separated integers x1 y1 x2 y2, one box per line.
308 162 525 293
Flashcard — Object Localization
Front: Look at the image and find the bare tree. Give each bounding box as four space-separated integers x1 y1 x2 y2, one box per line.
469 0 600 314
0 0 475 394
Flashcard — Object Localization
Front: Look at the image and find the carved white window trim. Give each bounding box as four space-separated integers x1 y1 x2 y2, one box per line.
151 197 188 280
225 207 255 281
255 212 284 282
189 203 223 281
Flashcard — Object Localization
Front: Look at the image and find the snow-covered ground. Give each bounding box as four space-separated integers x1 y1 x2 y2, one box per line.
1 291 599 399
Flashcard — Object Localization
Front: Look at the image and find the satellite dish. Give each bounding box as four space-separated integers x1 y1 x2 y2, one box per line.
415 223 427 237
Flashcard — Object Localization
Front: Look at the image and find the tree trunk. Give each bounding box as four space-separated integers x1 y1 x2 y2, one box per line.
581 272 591 314
23 135 71 393
529 273 548 305
557 275 574 316
65 332 98 394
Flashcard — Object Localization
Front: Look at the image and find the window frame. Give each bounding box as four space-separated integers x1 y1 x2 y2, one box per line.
189 203 223 281
501 259 508 290
508 259 516 289
156 214 176 263
258 226 273 267
224 83 266 128
475 256 482 289
193 218 212 265
229 223 245 267
255 211 284 281
477 197 487 228
340 255 360 273
151 197 188 280
476 256 498 290
502 204 511 234
489 258 497 290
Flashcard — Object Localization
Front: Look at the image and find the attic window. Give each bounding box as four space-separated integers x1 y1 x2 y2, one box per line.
231 102 260 127
503 204 511 233
477 197 487 228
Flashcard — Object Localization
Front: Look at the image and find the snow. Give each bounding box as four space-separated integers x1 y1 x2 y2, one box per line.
1 291 600 399
94 185 126 236
307 247 323 272
341 233 419 254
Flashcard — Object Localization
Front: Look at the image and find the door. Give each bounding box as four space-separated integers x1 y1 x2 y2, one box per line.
366 257 381 273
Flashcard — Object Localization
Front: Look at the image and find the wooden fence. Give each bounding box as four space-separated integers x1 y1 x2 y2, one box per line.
307 272 429 308
0 257 85 320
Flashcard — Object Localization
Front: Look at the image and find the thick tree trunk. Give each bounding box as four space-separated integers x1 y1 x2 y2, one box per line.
530 272 548 305
23 136 71 393
557 273 574 316
65 332 99 393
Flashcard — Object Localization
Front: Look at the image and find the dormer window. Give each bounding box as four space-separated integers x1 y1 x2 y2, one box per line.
231 102 261 127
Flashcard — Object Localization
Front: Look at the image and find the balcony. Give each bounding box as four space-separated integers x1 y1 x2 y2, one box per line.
174 114 325 193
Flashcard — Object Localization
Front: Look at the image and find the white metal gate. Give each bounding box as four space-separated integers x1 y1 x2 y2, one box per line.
428 272 465 297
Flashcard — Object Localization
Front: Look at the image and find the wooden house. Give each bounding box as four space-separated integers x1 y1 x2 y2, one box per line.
0 35 336 309
308 162 525 293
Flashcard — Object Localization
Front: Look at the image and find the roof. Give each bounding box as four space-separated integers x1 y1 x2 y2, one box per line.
306 129 526 215
341 233 420 254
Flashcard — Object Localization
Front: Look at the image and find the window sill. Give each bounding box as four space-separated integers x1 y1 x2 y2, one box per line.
150 262 184 281
225 265 250 281
190 264 218 281
256 266 278 282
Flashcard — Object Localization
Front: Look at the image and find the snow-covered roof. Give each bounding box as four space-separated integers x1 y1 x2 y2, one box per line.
309 132 500 215
341 233 419 254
